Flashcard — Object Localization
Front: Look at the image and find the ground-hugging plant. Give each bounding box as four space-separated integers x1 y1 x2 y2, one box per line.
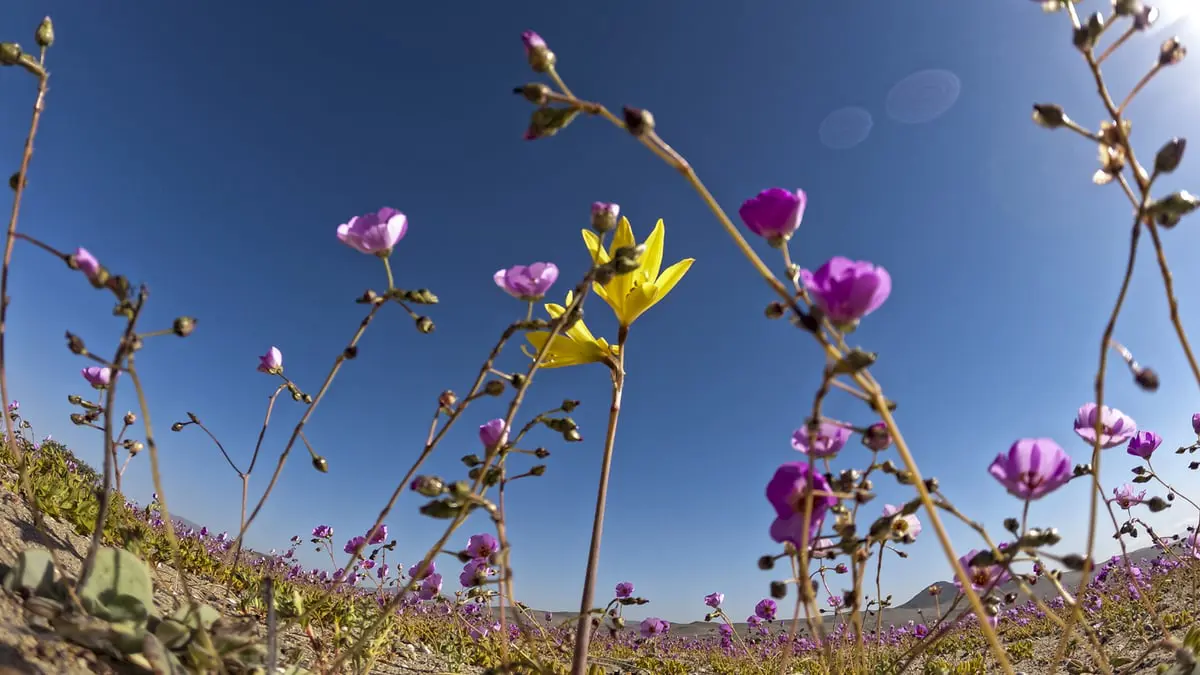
1 3 1200 674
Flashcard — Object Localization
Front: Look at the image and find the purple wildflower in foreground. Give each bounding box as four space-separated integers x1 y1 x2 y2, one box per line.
409 560 436 579
336 207 408 256
478 419 507 449
465 533 499 559
703 592 723 609
418 573 442 600
956 549 1011 592
614 581 634 599
790 422 851 458
460 559 494 587
367 524 388 545
1126 430 1162 460
494 262 559 301
754 598 777 621
765 461 838 548
1113 484 1146 509
987 438 1073 500
800 256 892 324
81 366 112 389
257 346 282 374
639 617 670 638
1073 403 1136 449
738 187 807 244
343 535 365 555
311 525 332 539
73 247 102 285
881 503 923 541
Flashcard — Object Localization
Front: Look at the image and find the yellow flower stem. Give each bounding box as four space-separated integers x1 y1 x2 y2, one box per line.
569 326 628 675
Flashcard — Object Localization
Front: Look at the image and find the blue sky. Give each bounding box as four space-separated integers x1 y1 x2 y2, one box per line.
2 2 1200 626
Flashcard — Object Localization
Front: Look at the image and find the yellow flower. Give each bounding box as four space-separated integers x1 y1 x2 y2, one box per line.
582 217 693 328
524 291 620 369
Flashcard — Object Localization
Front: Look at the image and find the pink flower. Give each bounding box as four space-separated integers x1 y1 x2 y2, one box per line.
74 247 103 285
479 419 508 449
257 347 283 374
465 533 499 559
615 581 634 599
81 366 112 389
639 617 669 638
494 263 559 300
987 438 1073 501
368 524 388 545
1073 403 1136 449
881 503 923 542
703 592 723 609
1112 484 1146 509
336 207 408 256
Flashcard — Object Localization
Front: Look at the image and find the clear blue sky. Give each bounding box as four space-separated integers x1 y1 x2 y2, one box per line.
2 2 1200 625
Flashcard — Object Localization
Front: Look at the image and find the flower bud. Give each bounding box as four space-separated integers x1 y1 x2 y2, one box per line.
1134 366 1159 392
769 581 787 599
311 455 329 473
343 345 358 360
610 245 644 275
410 475 445 497
622 107 655 138
128 441 143 456
520 31 555 73
563 428 582 442
561 399 580 412
835 563 848 574
9 172 21 191
420 499 461 519
1147 496 1170 512
65 331 87 355
461 454 482 467
1154 138 1186 175
590 202 619 234
764 302 786 319
530 464 546 476
757 555 775 570
1061 553 1087 571
1159 37 1187 67
415 316 435 334
511 373 526 389
123 412 136 425
1073 13 1105 52
35 18 53 48
1032 103 1069 129
484 380 506 396
514 82 551 105
439 390 458 409
171 422 184 432
534 448 550 459
0 43 22 66
1147 190 1200 228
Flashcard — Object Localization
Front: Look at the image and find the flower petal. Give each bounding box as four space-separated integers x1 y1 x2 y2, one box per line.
581 230 611 266
640 219 666 284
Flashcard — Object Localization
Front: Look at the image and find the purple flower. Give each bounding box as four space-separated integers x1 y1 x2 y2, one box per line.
336 207 408 256
343 535 366 555
521 30 547 55
754 598 777 621
639 617 670 638
311 525 332 539
718 623 733 638
6 401 17 412
459 558 494 587
1126 430 1162 460
615 581 634 599
81 366 112 389
1073 403 1136 449
738 188 807 243
258 347 283 374
881 503 922 541
74 247 102 284
1193 413 1200 436
862 422 891 451
590 202 620 233
765 462 838 548
987 438 1073 500
791 422 851 458
465 533 499 559
704 592 723 609
409 560 436 580
1113 484 1146 509
368 524 388 545
418 573 442 600
494 263 559 301
801 257 892 324
956 549 1011 592
479 419 507 449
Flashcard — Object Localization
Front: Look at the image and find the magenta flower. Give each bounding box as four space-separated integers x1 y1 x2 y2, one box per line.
418 573 442 600
1187 534 1200 560
615 581 634 599
336 207 408 256
81 366 112 389
409 560 436 580
801 257 892 324
257 347 283 374
590 202 620 232
791 422 851 458
1112 484 1146 509
368 524 389 545
311 525 332 539
754 598 777 621
881 503 923 541
1073 403 1137 449
704 592 724 609
719 623 733 638
1126 430 1162 460
459 558 494 587
862 422 892 451
738 188 807 243
343 535 366 555
986 438 1073 500
521 30 547 55
465 533 499 560
74 247 102 284
479 419 507 449
955 549 1011 593
494 263 559 301
640 617 669 638
765 461 838 548
6 401 17 412
1193 413 1200 436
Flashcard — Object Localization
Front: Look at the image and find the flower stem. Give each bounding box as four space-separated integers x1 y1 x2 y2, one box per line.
382 256 395 290
569 326 628 675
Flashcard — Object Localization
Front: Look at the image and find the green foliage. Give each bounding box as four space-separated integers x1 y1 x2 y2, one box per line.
78 546 154 623
1006 638 1035 663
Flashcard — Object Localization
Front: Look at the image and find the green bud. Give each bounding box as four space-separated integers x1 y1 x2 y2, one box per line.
35 17 54 48
530 465 546 476
1032 103 1069 129
171 422 184 432
0 43 22 66
311 455 329 473
1154 138 1186 175
415 316 435 334
484 380 506 396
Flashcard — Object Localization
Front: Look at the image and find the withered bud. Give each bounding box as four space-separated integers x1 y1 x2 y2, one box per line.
439 390 458 409
1189 461 1199 470
65 331 86 355
1003 517 1020 533
301 392 313 404
311 455 329 473
415 316 435 334
171 316 196 337
1133 366 1159 392
1073 463 1092 477
343 345 358 360
1154 138 1187 175
1132 465 1146 475
0 43 22 67
764 302 786 320
1159 37 1187 67
411 475 445 498
35 18 54 48
123 411 136 425
530 464 546 476
533 448 550 459
515 83 552 105
757 555 775 570
622 106 655 138
610 244 644 275
769 581 788 599
171 422 184 432
484 380 506 396
923 477 939 492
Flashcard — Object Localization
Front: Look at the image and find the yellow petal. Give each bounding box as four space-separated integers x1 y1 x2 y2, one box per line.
610 216 636 256
639 219 666 284
543 294 603 346
620 283 656 327
581 230 611 266
631 258 694 321
524 332 600 369
605 217 638 319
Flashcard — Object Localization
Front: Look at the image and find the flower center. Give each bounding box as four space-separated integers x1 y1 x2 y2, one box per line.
1017 471 1044 489
971 569 990 587
891 518 909 533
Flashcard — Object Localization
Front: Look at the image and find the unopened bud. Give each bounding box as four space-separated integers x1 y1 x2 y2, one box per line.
411 475 445 498
171 422 184 432
530 464 546 476
439 390 458 409
128 440 143 456
563 428 582 442
1159 37 1187 66
590 202 619 234
342 345 358 360
622 106 655 138
1133 366 1159 392
1032 103 1069 129
484 380 506 396
65 331 86 355
415 316 435 334
67 395 82 405
1003 517 1019 533
171 316 196 337
835 563 848 574
511 373 526 389
1147 496 1170 512
0 43 22 67
561 399 580 412
9 172 21 191
311 455 329 473
35 18 54 48
1073 13 1105 52
461 454 482 467
769 581 787 599
757 555 775 570
1154 138 1186 175
69 413 85 426
610 245 644 275
521 31 555 73
1061 553 1088 571
123 412 136 425
515 82 551 105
